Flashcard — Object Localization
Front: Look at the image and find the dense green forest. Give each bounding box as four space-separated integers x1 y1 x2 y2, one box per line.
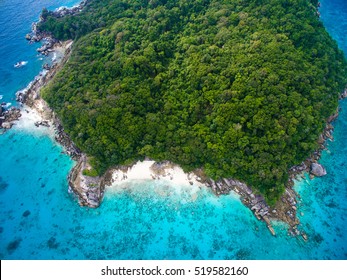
39 0 347 204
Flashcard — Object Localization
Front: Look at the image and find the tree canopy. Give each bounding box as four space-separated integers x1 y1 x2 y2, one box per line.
39 0 347 204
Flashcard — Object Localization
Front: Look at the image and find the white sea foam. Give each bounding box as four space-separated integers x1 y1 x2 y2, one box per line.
52 52 57 62
14 61 28 68
13 105 55 138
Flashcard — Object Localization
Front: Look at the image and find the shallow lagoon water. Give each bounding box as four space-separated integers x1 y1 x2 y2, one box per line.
0 0 346 259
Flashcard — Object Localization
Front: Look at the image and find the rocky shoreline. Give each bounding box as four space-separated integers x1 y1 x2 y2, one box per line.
1 37 104 209
0 106 21 131
0 0 104 209
3 0 346 239
10 56 346 238
80 88 345 238
25 0 88 56
1 1 89 130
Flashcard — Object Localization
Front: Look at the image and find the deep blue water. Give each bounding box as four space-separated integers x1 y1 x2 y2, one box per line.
0 0 80 105
0 0 346 259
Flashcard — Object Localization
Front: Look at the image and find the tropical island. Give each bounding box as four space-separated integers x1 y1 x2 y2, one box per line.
15 0 347 236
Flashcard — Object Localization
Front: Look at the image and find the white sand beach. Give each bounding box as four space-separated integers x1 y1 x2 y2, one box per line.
111 160 203 186
108 160 205 201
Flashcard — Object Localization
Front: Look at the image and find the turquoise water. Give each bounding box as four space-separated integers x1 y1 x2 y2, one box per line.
0 0 346 259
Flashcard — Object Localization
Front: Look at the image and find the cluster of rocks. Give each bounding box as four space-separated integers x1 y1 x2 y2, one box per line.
34 120 50 128
203 177 277 236
36 38 59 56
275 96 347 238
0 106 21 130
68 155 105 208
287 105 342 183
53 120 81 160
312 1 321 17
25 24 50 44
288 162 307 176
46 1 88 19
25 22 59 56
150 161 177 179
25 1 87 55
42 63 51 70
16 86 31 104
25 0 88 44
25 27 51 43
202 175 309 238
340 88 347 99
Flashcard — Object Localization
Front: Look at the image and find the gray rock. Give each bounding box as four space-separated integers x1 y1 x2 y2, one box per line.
1 122 12 129
311 163 327 177
341 89 347 99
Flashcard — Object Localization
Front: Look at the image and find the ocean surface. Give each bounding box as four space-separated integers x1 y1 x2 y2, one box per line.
0 0 346 260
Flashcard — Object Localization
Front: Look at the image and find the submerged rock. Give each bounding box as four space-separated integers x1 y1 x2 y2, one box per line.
310 163 327 177
7 238 22 254
0 177 8 193
34 120 50 127
47 237 59 249
22 210 31 217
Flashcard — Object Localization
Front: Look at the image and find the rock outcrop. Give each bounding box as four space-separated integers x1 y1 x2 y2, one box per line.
310 162 327 177
68 155 105 208
0 107 21 131
25 1 88 55
1 122 13 129
201 176 299 237
46 1 88 19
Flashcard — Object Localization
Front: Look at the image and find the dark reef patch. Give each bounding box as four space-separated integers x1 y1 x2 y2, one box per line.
47 237 59 249
47 189 55 196
0 177 8 193
326 200 337 208
312 233 324 244
235 248 252 260
7 238 22 254
22 210 31 217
